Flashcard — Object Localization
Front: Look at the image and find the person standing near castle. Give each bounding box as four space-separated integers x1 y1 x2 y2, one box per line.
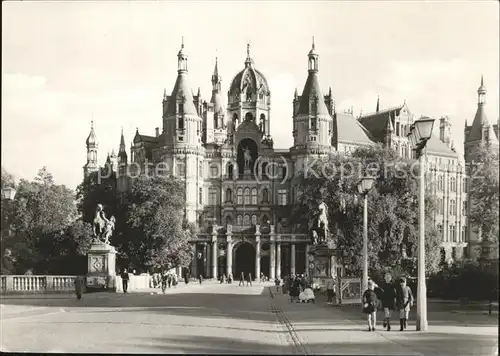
378 272 397 331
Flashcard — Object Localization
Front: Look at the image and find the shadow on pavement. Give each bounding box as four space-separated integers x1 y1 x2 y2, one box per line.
128 335 288 354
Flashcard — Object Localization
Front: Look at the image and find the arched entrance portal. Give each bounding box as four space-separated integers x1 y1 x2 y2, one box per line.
234 242 255 279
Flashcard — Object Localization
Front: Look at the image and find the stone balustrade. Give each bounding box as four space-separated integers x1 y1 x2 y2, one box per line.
0 275 78 294
0 274 154 294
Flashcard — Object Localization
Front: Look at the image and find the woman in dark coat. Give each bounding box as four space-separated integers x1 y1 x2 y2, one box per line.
362 280 379 331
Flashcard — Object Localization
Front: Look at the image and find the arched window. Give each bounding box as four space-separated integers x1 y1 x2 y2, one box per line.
262 188 269 203
244 187 250 205
243 215 250 226
237 215 243 225
226 188 233 203
251 215 257 225
227 163 234 179
237 188 243 205
245 112 254 122
251 188 258 205
225 215 232 225
209 189 217 206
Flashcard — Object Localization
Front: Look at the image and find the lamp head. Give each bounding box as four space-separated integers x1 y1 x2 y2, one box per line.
1 187 16 201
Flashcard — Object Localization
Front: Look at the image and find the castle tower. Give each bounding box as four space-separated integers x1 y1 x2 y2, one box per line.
291 38 334 173
203 57 226 145
227 43 271 143
83 121 99 178
464 76 499 160
161 39 204 223
117 129 129 193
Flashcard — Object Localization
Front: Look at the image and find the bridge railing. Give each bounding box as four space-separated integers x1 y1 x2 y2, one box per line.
0 275 78 294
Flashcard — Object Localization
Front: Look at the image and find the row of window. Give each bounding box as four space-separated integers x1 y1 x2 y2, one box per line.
436 176 468 192
223 213 270 226
436 199 468 216
437 224 467 243
199 187 288 206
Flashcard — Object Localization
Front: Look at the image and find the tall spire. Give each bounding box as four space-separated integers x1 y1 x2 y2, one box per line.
177 37 188 73
376 95 380 112
211 56 222 92
312 36 315 50
478 75 486 105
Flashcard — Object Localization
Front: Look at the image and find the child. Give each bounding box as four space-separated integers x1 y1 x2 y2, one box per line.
362 280 378 331
396 277 414 331
378 272 397 331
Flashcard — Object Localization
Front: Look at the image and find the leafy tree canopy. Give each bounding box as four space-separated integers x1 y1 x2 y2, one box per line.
292 144 440 277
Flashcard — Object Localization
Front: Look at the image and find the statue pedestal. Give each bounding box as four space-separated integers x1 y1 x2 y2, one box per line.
308 243 338 291
86 243 117 292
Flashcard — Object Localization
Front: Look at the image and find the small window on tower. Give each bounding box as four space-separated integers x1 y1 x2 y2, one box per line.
178 117 184 130
179 103 184 114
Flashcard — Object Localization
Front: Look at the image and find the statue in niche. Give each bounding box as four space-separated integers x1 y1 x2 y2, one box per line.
246 87 252 102
243 146 252 169
259 117 264 134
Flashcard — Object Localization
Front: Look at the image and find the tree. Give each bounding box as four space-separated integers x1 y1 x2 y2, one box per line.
8 168 79 273
291 144 439 277
120 175 193 272
468 142 499 259
76 168 118 223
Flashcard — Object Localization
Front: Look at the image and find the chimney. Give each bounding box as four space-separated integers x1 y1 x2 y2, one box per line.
155 127 159 137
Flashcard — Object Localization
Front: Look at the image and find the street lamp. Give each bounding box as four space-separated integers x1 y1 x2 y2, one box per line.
407 116 435 332
1 187 16 201
357 176 375 294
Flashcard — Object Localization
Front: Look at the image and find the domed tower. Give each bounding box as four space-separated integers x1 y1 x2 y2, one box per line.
291 39 334 173
227 43 271 143
83 121 99 178
161 39 204 223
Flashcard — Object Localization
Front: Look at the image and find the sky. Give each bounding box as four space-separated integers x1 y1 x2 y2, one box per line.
2 1 499 190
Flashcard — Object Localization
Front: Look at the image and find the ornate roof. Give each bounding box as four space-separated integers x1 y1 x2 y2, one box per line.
297 73 329 115
86 121 98 146
228 44 269 98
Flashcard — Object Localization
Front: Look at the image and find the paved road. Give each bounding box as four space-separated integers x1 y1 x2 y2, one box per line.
1 283 498 355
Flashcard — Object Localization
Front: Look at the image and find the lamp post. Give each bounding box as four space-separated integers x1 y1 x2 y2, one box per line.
357 176 375 294
1 186 17 271
407 116 435 332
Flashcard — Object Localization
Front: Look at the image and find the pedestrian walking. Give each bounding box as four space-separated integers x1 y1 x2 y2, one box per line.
275 277 281 292
326 275 336 304
362 280 378 331
246 273 252 286
378 272 397 331
239 272 245 286
74 276 84 300
167 274 172 288
161 271 168 294
396 277 414 331
121 268 130 293
198 274 203 285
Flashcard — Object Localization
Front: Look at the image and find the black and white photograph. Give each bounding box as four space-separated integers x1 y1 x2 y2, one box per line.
1 1 498 354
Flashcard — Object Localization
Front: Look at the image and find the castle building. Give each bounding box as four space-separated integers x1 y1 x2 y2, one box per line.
83 40 491 278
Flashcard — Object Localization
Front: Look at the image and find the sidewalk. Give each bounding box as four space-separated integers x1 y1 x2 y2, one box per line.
128 278 221 294
269 288 498 356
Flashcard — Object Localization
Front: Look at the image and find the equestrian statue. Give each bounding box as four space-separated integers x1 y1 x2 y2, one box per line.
92 204 116 244
310 201 329 245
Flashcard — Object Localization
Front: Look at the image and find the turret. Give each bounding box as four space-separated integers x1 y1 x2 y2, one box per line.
83 121 99 178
